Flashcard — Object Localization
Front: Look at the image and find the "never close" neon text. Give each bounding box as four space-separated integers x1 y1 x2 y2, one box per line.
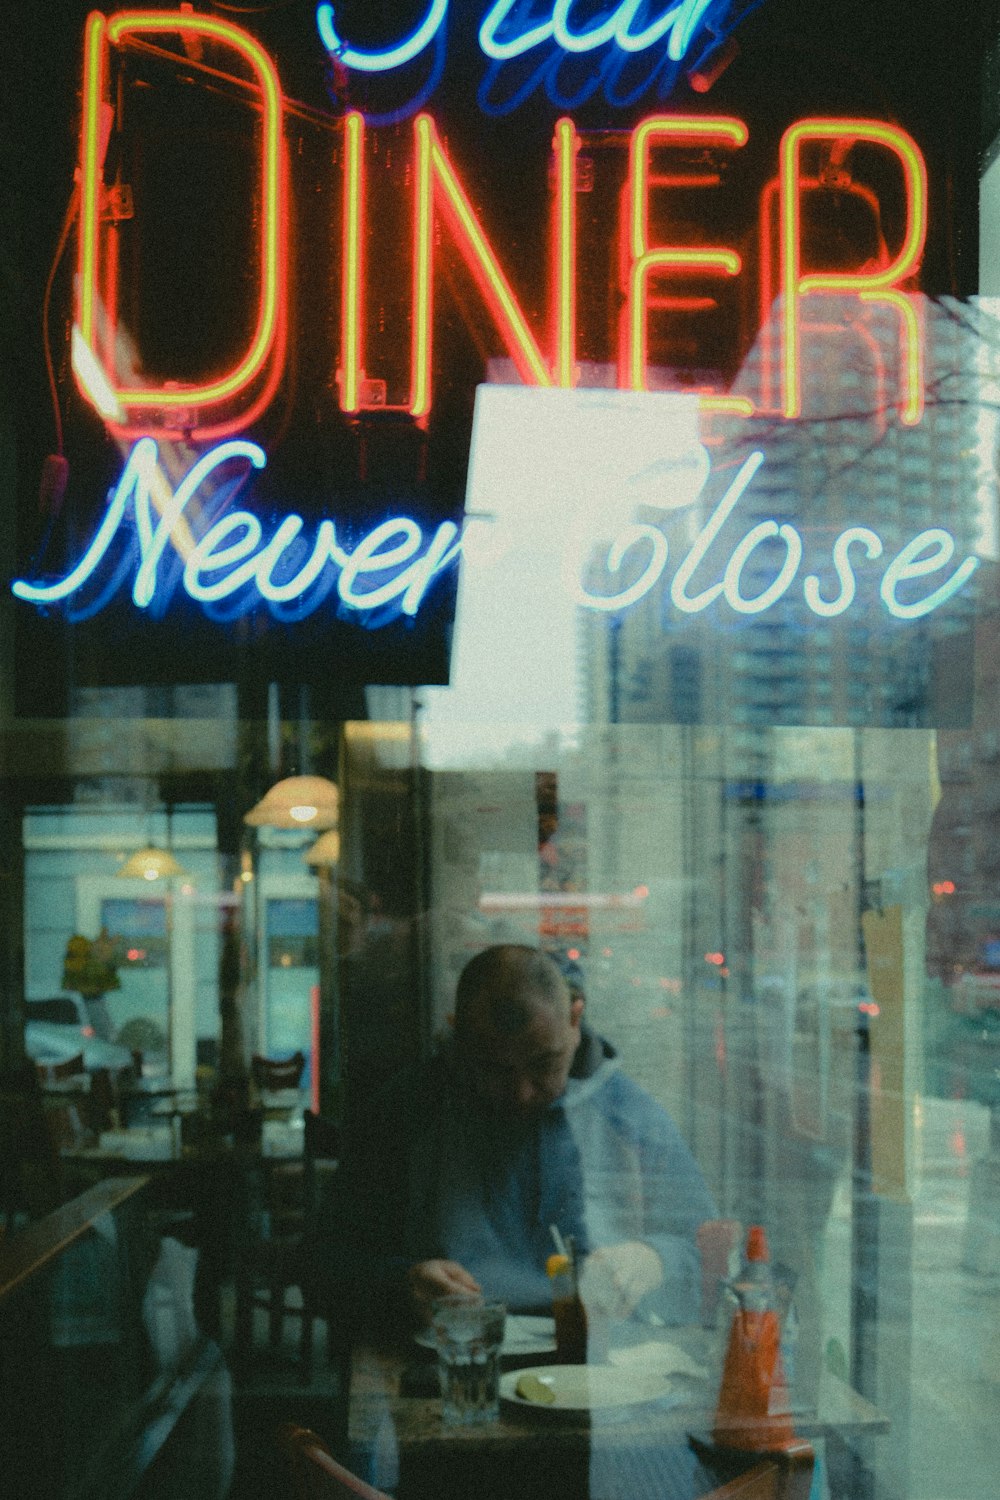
13 440 977 627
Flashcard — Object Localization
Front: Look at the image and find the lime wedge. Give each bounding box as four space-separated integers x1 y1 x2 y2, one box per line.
516 1373 556 1405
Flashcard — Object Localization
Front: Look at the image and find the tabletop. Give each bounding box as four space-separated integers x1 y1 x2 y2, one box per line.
39 1073 91 1095
118 1076 204 1126
61 1116 306 1167
347 1326 888 1500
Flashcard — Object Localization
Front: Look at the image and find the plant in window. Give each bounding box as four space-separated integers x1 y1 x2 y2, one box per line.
62 927 124 998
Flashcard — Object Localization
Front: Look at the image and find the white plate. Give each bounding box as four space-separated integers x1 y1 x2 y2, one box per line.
500 1363 675 1415
416 1314 556 1357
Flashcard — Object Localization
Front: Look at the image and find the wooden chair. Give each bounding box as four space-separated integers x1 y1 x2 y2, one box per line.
82 1066 117 1133
233 1108 340 1381
278 1424 812 1500
278 1424 391 1500
692 1437 815 1500
34 1051 87 1085
250 1050 306 1093
0 1074 66 1226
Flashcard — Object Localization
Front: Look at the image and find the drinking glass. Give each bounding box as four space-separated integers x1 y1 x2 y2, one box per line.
430 1296 506 1425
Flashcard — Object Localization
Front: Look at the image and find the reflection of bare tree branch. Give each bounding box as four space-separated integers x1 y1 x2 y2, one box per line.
718 296 1000 502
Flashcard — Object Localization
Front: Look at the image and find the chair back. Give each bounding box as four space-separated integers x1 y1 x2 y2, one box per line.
85 1067 116 1133
35 1052 87 1085
1 1076 65 1223
251 1050 306 1091
279 1423 392 1500
300 1109 340 1241
694 1438 815 1500
304 1109 340 1162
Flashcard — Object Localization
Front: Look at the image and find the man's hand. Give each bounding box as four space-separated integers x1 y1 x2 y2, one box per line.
407 1259 482 1323
578 1241 663 1320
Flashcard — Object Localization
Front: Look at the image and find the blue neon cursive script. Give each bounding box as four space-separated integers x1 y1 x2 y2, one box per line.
11 441 979 630
12 439 464 622
567 451 980 619
316 0 732 72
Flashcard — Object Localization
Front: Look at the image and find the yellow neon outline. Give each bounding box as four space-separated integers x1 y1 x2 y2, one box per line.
78 14 108 356
627 115 747 394
780 118 927 419
861 288 924 426
697 395 755 415
340 111 365 413
72 324 124 422
553 117 578 388
629 115 748 261
80 11 286 419
628 252 741 392
411 116 435 418
410 113 550 417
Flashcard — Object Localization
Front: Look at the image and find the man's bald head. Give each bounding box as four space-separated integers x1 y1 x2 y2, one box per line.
455 945 570 1035
455 946 583 1118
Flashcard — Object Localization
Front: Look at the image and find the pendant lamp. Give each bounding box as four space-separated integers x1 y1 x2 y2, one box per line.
117 845 187 881
118 801 187 881
304 829 341 867
244 774 339 830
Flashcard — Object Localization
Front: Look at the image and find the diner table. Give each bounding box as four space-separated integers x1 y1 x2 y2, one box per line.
60 1115 307 1338
118 1074 204 1127
38 1070 91 1094
347 1321 888 1500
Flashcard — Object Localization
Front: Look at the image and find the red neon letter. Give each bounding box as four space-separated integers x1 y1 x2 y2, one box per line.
411 114 551 419
339 110 365 414
552 117 579 388
625 116 749 414
780 119 927 423
76 9 287 434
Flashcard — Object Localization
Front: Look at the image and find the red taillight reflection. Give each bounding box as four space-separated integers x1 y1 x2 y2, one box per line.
81 1025 96 1038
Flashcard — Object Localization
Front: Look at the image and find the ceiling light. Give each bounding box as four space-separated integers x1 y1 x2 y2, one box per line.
304 829 341 867
118 846 187 881
244 774 339 830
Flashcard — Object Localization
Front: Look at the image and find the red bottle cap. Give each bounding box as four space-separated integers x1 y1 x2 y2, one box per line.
745 1225 769 1262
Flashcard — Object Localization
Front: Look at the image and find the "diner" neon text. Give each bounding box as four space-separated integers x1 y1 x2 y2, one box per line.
75 10 928 438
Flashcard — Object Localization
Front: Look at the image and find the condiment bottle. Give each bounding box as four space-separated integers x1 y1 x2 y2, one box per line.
737 1224 774 1311
712 1224 794 1450
547 1251 588 1364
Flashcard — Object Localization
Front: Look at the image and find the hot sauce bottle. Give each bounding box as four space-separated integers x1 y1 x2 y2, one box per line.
547 1249 588 1364
712 1224 794 1450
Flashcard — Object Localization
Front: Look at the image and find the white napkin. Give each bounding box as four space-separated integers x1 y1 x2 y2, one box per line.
607 1340 707 1381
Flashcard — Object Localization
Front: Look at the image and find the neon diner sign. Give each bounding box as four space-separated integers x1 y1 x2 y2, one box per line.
75 11 928 440
12 440 978 627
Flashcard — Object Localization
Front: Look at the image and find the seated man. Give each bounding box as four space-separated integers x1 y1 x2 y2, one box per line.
326 944 716 1332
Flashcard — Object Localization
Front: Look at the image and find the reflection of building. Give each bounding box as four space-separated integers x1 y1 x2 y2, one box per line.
926 575 1000 1100
580 297 990 738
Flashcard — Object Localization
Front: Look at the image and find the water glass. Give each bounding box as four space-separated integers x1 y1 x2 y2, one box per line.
430 1296 506 1425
